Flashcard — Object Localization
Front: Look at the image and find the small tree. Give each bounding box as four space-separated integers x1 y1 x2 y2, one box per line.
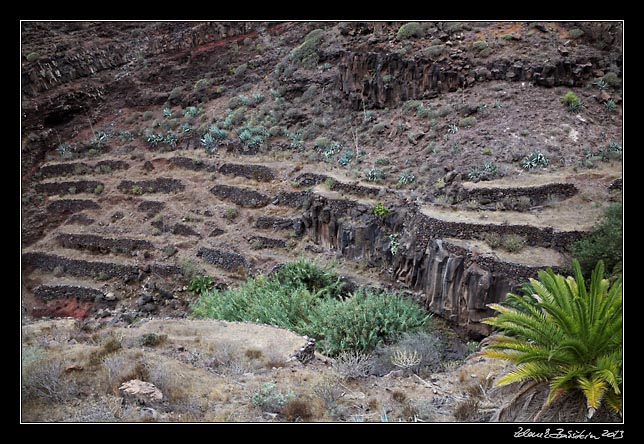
482 260 622 421
572 203 622 279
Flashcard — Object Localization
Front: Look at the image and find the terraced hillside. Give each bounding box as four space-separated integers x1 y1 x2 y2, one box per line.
21 21 622 422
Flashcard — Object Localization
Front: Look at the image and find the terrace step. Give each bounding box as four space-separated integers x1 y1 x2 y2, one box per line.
35 180 104 195
166 156 217 172
248 235 287 249
46 199 101 215
218 163 276 182
34 284 107 302
117 177 185 194
22 251 182 281
296 173 381 198
196 247 249 271
38 159 129 179
209 184 270 208
55 233 154 256
453 182 578 209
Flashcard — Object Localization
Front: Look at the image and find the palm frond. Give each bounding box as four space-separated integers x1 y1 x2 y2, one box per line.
576 375 608 410
603 390 623 415
497 362 554 386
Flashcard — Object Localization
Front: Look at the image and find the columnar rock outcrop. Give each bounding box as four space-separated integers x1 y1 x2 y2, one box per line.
338 51 606 110
301 194 569 338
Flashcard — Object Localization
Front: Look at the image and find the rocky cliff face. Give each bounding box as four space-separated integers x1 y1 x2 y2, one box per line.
21 21 264 98
302 194 569 338
338 51 611 110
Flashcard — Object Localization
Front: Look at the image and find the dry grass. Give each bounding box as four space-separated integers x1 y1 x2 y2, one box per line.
391 390 407 403
282 398 314 421
453 399 481 421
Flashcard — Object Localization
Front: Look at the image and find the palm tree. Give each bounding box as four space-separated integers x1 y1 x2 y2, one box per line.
481 259 622 421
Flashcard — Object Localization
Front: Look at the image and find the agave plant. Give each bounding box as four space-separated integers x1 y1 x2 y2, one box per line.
482 260 622 421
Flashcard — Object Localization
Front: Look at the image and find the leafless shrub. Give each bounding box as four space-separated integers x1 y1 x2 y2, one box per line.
102 354 127 393
22 354 78 403
312 375 344 408
67 396 131 422
332 351 374 380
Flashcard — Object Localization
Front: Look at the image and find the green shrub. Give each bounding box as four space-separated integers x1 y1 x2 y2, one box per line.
471 40 488 51
251 383 295 413
191 259 427 356
290 29 324 68
398 170 416 186
308 289 429 356
142 111 154 121
140 333 167 347
521 150 549 170
188 275 214 294
568 28 584 39
482 232 502 249
194 78 212 91
603 72 621 88
338 150 354 166
273 258 344 298
168 87 183 101
500 234 526 253
233 63 248 77
131 185 143 195
459 116 477 128
56 143 73 160
402 100 422 114
375 158 390 166
191 274 318 329
289 132 305 149
366 167 386 182
224 207 239 222
482 260 622 421
94 184 104 195
423 45 446 58
443 22 463 33
396 22 421 40
26 52 40 62
371 202 391 219
560 91 582 112
572 203 622 279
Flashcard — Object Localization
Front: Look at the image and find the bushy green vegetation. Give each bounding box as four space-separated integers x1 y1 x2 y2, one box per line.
459 116 477 128
482 260 622 420
191 258 429 356
561 91 582 112
398 170 416 186
251 383 295 413
602 72 621 88
308 289 429 356
396 22 421 40
568 28 585 39
366 167 386 182
370 202 391 219
188 275 214 294
521 150 549 170
572 203 622 279
194 78 212 92
290 29 324 68
468 161 499 181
